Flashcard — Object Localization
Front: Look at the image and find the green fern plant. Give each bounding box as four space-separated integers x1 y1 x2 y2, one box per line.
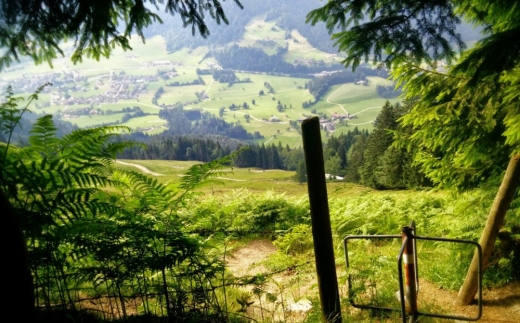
0 83 50 160
0 86 138 311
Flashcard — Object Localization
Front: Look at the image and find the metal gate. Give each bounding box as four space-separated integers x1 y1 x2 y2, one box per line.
343 221 483 322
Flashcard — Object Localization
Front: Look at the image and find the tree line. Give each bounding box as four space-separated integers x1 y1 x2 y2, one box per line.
119 131 305 172
212 44 341 76
376 84 402 99
119 134 235 162
320 100 431 189
304 68 388 105
158 105 260 140
166 76 205 87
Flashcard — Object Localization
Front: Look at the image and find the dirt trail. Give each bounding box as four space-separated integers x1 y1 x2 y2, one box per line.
115 160 163 176
418 279 520 322
226 239 276 277
226 240 520 322
326 84 349 115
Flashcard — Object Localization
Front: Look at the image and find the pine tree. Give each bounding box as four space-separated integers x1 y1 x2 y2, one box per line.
295 160 307 183
357 101 423 189
345 132 368 183
308 0 520 304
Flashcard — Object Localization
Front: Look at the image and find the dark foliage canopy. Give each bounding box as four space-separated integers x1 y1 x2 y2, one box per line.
0 0 242 70
307 0 466 69
309 0 520 189
307 0 520 85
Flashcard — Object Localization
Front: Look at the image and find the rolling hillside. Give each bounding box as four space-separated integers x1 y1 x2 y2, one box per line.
0 0 470 147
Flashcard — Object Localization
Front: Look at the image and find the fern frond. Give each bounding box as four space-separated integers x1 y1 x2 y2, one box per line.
28 115 59 158
179 153 235 193
120 169 179 207
57 126 135 175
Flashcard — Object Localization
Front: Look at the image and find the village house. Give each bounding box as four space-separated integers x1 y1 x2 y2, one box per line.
331 113 348 120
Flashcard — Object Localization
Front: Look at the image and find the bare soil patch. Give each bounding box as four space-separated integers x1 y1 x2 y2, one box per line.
226 239 276 277
418 279 520 322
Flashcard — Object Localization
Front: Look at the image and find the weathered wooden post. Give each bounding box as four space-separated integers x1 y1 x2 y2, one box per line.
301 117 342 323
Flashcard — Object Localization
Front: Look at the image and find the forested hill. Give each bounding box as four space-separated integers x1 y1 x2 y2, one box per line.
145 0 346 53
212 45 342 75
145 0 481 54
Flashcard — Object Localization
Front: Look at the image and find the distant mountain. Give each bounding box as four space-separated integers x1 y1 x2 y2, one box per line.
145 0 482 55
145 0 339 53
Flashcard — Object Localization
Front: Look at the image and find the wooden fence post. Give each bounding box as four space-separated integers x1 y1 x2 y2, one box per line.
301 117 342 323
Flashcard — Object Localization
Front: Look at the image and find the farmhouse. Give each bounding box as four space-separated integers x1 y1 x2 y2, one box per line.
270 115 280 122
331 113 347 120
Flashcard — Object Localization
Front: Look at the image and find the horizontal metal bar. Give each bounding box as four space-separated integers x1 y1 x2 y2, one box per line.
350 304 400 312
412 235 481 246
416 311 482 321
344 235 402 242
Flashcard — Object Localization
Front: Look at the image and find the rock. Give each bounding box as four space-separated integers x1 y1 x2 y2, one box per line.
287 299 312 313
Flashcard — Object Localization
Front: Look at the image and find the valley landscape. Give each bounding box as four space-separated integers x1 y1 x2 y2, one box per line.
1 1 519 323
1 15 396 148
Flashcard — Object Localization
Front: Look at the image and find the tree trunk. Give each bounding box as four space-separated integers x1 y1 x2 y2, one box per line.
458 154 520 305
1 188 36 320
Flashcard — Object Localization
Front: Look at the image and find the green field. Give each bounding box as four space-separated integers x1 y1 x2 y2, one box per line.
116 159 372 197
285 30 342 64
239 16 288 55
3 16 398 146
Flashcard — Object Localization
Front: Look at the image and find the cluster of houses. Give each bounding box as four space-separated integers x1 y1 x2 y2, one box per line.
61 107 97 119
0 72 60 95
142 60 182 68
1 67 161 108
260 115 282 123
293 113 358 132
331 113 357 120
50 81 150 106
205 62 221 70
294 57 322 66
313 70 341 78
47 72 157 107
134 125 164 132
265 112 355 129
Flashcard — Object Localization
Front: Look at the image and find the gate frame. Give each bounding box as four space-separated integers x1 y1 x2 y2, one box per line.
343 222 483 323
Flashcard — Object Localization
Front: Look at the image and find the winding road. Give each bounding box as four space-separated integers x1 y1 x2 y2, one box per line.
325 84 383 126
116 160 164 176
326 84 349 115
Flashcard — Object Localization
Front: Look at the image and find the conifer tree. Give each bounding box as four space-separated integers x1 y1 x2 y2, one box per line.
308 0 520 304
345 132 368 183
295 160 307 183
359 101 399 188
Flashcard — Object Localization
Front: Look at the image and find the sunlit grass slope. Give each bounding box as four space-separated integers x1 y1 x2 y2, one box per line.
116 159 373 198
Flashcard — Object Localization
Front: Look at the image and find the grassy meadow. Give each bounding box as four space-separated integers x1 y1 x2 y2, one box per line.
113 158 514 323
116 159 372 197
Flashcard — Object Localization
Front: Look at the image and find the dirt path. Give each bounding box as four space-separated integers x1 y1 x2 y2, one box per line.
115 160 163 176
227 240 520 322
418 279 520 322
326 84 349 115
226 239 276 277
